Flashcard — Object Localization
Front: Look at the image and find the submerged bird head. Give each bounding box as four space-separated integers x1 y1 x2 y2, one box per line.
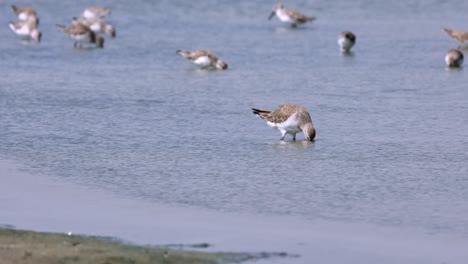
268 3 284 20
302 123 316 142
297 111 315 141
215 60 228 70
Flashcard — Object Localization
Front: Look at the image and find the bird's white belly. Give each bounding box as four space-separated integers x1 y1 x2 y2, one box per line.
10 24 30 36
276 10 294 23
446 54 463 66
71 33 91 42
445 55 451 65
193 56 212 67
338 38 354 51
89 23 102 33
267 114 301 134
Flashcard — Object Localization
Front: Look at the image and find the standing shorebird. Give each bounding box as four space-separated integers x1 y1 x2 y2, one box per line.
338 31 356 53
73 16 116 38
445 49 464 68
252 103 316 141
9 16 41 42
57 23 104 48
268 3 315 27
443 28 468 48
176 50 228 70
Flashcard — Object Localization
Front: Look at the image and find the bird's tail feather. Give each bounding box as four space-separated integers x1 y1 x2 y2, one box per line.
443 28 453 35
252 108 270 119
176 50 190 58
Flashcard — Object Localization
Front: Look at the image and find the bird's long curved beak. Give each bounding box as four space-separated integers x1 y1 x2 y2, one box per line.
268 11 275 20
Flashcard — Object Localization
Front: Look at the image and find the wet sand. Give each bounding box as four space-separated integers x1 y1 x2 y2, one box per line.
2 159 468 264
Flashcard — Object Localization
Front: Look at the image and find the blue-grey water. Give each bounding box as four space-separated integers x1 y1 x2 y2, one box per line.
1 0 468 262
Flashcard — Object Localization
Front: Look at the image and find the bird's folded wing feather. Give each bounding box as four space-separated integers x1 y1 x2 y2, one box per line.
284 9 314 22
266 103 304 123
444 29 468 42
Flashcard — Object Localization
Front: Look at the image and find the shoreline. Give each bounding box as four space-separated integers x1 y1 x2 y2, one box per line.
0 227 290 264
2 159 468 264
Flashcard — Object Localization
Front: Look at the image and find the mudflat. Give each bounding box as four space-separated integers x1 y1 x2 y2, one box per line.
0 228 259 264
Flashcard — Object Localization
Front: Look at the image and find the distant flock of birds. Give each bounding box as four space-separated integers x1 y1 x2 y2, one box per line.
9 5 115 48
7 3 468 142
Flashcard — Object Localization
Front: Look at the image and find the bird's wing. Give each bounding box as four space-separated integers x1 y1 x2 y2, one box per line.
71 24 91 34
444 28 468 42
284 8 315 22
266 103 304 123
191 50 216 60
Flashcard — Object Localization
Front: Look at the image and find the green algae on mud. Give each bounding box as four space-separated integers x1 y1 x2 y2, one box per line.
0 228 289 264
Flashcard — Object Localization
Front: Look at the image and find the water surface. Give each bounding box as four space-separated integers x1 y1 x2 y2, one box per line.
1 1 468 263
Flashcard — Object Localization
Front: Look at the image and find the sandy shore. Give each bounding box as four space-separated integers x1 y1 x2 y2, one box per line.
2 159 468 264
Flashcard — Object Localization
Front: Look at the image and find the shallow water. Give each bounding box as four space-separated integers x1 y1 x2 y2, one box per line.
1 0 468 262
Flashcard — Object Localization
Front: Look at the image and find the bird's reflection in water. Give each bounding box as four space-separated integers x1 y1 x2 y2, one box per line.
271 139 316 150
